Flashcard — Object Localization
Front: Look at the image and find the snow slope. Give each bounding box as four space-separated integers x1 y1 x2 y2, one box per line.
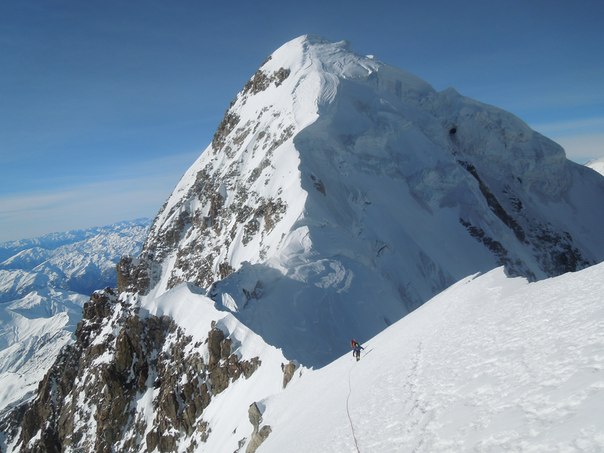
0 219 149 414
260 262 604 452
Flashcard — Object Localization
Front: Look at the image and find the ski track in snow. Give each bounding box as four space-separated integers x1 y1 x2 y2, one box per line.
346 362 361 453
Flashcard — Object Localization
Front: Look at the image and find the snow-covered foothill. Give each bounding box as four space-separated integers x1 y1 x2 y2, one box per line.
586 156 604 176
0 288 85 412
260 262 604 452
0 218 150 298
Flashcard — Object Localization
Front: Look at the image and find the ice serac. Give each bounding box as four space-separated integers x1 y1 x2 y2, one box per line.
126 35 604 368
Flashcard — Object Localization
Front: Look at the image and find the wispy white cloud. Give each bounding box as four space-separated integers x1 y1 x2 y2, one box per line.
0 178 162 242
531 117 604 136
551 134 604 164
0 150 200 242
529 117 604 164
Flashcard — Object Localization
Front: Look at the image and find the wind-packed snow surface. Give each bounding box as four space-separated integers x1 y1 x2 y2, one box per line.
0 219 149 414
137 35 604 368
260 262 604 452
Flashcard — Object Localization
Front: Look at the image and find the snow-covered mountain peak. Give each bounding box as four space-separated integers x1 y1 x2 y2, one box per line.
256 35 566 198
124 36 604 369
230 34 435 131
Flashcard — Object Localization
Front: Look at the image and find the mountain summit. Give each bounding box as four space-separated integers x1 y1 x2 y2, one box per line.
127 35 604 366
5 36 604 452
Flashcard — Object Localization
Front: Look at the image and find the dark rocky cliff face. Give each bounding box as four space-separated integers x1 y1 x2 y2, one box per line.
456 161 591 280
8 289 261 452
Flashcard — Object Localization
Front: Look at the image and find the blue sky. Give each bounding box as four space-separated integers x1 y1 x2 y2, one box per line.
1 0 603 242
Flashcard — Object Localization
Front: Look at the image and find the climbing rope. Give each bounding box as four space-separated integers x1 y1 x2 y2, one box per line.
346 362 361 453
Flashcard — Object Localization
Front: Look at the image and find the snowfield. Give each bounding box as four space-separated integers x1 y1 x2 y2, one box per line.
260 263 604 452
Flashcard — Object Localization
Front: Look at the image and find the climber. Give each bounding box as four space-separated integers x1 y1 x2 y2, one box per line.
350 339 364 361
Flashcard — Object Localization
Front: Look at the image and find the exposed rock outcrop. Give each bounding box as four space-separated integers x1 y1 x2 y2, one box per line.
281 361 298 388
246 402 272 453
10 289 261 452
116 254 160 295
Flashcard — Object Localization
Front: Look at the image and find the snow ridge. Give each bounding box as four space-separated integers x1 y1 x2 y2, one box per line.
261 263 604 452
